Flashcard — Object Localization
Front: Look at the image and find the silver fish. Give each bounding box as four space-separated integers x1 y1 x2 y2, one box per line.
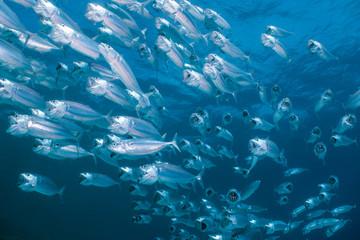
183 69 216 96
261 33 290 62
330 134 356 147
266 25 294 38
49 24 100 60
249 117 275 132
0 78 46 109
315 89 334 113
79 172 119 188
332 114 356 134
214 126 233 142
314 142 327 165
17 172 65 202
0 0 26 32
204 8 230 31
72 61 118 81
345 88 360 110
308 39 338 61
155 35 184 69
306 126 321 143
99 43 143 94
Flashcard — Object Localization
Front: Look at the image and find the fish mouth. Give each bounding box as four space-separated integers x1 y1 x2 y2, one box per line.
289 115 296 121
206 189 213 197
281 196 289 204
200 221 207 231
131 201 139 209
249 119 257 128
316 144 324 153
330 136 337 145
286 183 293 192
307 40 315 49
224 114 231 122
227 190 239 202
178 139 186 148
242 110 249 117
129 185 136 193
214 127 221 134
78 175 86 184
328 175 338 185
194 140 201 146
162 205 172 215
313 128 320 135
153 191 163 203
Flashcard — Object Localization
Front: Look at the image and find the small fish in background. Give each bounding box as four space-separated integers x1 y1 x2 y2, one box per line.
249 117 276 132
330 134 357 147
261 33 290 62
131 200 152 211
307 39 338 61
277 195 289 205
284 168 309 177
129 184 148 197
214 126 233 143
273 97 292 128
314 142 327 165
256 81 271 106
189 112 208 136
275 182 293 195
155 35 184 69
204 8 230 31
17 173 65 202
288 113 299 131
306 209 328 220
210 31 250 63
132 214 152 224
304 197 321 210
182 68 217 97
241 109 251 125
306 126 321 143
205 187 217 198
345 88 360 110
315 89 334 114
270 84 281 106
326 219 351 237
79 172 119 188
266 25 294 38
195 107 211 133
330 205 356 217
332 114 357 134
222 112 232 126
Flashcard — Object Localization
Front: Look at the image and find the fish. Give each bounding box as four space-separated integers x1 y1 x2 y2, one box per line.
108 115 162 139
330 134 357 147
314 142 327 165
210 31 250 63
307 39 338 61
98 43 143 94
107 134 179 159
72 61 118 81
79 172 119 188
86 77 137 110
214 126 233 142
155 35 184 69
49 24 100 60
288 113 299 131
17 173 65 202
132 214 152 224
275 182 293 195
332 114 357 134
284 168 309 177
0 78 46 109
345 88 360 110
315 89 334 113
261 34 290 62
266 25 294 38
222 113 232 126
240 180 261 201
249 117 275 132
273 97 292 127
330 205 356 217
182 68 217 96
306 126 321 143
204 8 230 31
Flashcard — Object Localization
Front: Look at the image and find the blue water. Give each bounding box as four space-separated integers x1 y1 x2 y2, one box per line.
0 0 360 239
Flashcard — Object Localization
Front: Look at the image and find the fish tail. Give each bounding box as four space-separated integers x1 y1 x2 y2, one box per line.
91 153 97 166
171 133 180 152
59 186 66 204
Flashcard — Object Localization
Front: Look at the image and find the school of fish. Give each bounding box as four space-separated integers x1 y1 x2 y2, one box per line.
1 0 359 239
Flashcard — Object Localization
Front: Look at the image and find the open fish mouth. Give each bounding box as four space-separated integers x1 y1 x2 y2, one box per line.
227 190 239 202
153 191 163 203
249 119 257 128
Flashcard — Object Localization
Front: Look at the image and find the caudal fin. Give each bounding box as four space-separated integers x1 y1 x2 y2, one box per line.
59 186 65 204
170 133 181 152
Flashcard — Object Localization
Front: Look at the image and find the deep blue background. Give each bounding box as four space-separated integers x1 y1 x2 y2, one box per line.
0 0 360 239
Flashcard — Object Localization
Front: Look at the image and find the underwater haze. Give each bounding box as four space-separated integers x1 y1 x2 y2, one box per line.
0 0 360 239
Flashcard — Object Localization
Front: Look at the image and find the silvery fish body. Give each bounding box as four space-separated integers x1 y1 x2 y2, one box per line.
17 173 65 200
270 84 281 105
249 117 275 132
118 166 140 182
306 126 321 143
189 112 208 136
0 0 26 32
0 38 33 76
261 34 289 62
125 1 153 19
275 182 293 195
94 27 137 49
249 138 282 160
79 172 119 188
0 78 46 109
325 220 350 237
183 69 216 96
306 210 327 220
178 138 199 155
32 0 82 32
179 0 204 22
155 35 184 69
85 3 132 40
266 25 294 38
107 135 179 158
288 113 299 131
345 88 360 110
203 63 236 97
214 126 233 142
332 114 356 134
7 114 76 140
49 24 100 60
72 61 118 81
330 134 356 147
210 31 250 63
99 43 143 94
217 145 237 159
315 89 334 113
132 200 151 211
108 115 162 139
46 100 105 122
284 168 308 177
86 77 137 110
314 142 327 165
206 54 254 87
155 17 192 51
307 39 338 61
204 8 230 31
222 113 232 126
137 43 156 66
240 180 261 201
273 97 292 126
330 205 356 216
183 155 215 170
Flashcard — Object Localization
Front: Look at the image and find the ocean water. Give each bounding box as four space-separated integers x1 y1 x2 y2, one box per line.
0 0 359 239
